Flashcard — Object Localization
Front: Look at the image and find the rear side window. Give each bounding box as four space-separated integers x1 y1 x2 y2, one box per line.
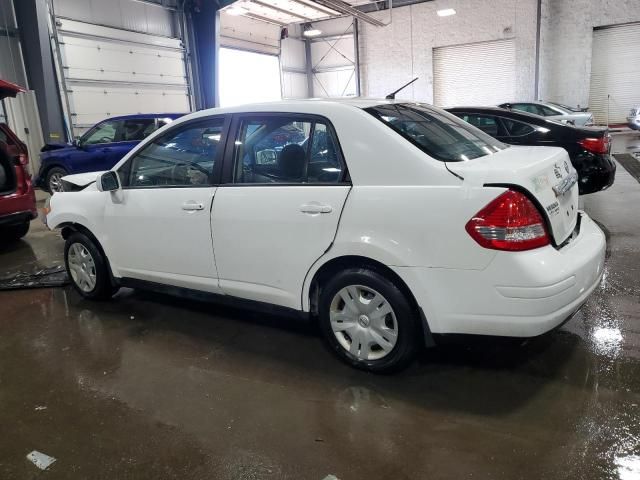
366 104 507 162
502 118 536 136
122 119 157 141
232 115 345 184
460 114 500 137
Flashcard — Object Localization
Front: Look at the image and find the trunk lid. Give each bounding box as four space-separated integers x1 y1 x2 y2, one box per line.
447 145 579 245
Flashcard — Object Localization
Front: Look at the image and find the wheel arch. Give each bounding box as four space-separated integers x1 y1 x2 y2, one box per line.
306 254 435 347
59 222 118 287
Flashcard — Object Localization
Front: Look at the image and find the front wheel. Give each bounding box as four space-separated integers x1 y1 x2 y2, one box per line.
318 268 421 373
46 167 67 194
64 232 118 300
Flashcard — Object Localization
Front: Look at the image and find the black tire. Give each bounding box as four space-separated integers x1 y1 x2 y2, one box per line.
318 267 421 373
46 166 68 194
1 220 30 243
64 231 118 300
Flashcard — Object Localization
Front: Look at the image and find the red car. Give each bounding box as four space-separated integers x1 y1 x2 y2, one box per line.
0 79 37 242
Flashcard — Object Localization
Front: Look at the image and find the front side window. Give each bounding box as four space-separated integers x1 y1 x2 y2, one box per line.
82 120 123 145
233 116 344 184
366 104 507 162
119 117 225 188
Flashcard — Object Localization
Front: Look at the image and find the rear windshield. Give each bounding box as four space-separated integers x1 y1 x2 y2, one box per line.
366 103 508 162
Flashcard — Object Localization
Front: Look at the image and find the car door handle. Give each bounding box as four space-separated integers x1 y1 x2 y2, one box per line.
182 201 204 211
300 203 332 214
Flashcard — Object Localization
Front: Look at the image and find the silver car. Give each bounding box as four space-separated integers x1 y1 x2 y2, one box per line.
499 101 594 126
627 106 640 130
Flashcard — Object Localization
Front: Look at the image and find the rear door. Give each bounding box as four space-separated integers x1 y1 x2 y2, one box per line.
211 113 351 309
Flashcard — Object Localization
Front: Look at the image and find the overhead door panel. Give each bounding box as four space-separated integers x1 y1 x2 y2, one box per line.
433 39 516 107
589 23 640 125
55 18 190 136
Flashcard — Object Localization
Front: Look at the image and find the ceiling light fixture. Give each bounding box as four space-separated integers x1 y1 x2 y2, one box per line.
437 8 456 16
303 22 322 37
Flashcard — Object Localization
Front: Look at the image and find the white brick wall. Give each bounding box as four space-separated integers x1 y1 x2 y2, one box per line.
359 0 538 103
539 0 640 108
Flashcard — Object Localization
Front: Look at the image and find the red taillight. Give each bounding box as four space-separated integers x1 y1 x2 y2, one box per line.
578 136 609 154
465 190 550 251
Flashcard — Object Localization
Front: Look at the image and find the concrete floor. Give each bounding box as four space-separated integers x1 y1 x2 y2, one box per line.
1 159 640 479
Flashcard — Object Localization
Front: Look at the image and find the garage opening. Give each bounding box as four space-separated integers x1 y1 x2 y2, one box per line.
218 48 282 107
589 23 640 125
433 39 516 107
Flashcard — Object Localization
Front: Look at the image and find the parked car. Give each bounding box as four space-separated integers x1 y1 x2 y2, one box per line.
627 106 640 130
447 106 615 195
45 100 606 372
499 101 594 126
35 113 185 193
0 79 37 242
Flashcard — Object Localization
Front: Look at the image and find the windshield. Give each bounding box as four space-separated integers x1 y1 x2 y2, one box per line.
366 103 508 162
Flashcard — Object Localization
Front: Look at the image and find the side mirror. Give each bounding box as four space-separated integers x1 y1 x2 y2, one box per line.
96 171 120 192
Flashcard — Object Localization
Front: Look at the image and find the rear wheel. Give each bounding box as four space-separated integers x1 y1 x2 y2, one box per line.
1 220 30 243
64 232 118 300
318 268 420 373
46 167 67 193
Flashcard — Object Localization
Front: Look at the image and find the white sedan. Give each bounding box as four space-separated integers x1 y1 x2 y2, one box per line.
46 100 606 372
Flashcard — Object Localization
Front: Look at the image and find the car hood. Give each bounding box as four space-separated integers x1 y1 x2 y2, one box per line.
0 79 26 100
62 171 107 188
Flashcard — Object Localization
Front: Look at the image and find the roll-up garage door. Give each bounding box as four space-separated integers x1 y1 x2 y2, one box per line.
433 39 516 107
589 23 640 125
55 18 191 136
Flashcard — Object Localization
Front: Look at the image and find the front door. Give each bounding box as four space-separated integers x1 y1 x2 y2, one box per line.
211 114 351 309
103 116 228 293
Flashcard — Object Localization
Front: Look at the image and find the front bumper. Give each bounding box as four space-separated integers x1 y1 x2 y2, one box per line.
394 212 606 337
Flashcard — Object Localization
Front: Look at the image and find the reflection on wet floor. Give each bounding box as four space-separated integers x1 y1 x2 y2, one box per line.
1 165 640 479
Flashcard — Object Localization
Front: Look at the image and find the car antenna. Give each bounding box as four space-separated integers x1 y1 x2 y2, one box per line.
386 77 419 100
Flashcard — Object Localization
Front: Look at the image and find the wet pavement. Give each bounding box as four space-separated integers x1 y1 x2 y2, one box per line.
1 164 639 480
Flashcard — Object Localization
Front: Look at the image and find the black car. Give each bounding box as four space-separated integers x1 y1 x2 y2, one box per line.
446 106 616 195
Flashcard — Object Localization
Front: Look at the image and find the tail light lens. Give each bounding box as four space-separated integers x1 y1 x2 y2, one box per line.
578 136 610 154
465 190 550 251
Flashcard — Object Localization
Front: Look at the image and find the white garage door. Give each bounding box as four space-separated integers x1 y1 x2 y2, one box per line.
589 23 640 125
433 39 516 107
55 18 191 136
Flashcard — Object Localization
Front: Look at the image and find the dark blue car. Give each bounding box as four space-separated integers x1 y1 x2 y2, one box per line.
36 113 185 193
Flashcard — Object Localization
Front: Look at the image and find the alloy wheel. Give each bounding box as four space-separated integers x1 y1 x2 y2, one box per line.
67 243 97 292
329 285 398 361
49 172 65 193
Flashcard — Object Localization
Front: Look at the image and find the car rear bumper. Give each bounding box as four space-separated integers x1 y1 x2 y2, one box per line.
0 189 37 224
394 212 606 337
575 153 616 195
0 210 36 226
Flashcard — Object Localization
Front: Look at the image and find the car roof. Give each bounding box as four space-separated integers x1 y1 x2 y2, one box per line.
104 113 186 121
192 98 410 115
445 105 552 123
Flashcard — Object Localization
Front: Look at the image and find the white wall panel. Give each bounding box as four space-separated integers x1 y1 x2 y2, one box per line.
53 0 175 37
220 12 281 55
310 37 354 69
539 0 640 115
313 68 356 97
68 85 188 133
589 23 640 124
0 0 27 86
433 39 516 107
360 0 536 103
55 18 189 133
281 38 306 70
282 72 308 98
